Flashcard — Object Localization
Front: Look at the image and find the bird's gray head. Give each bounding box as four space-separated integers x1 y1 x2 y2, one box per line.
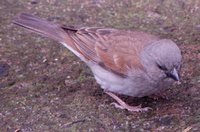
141 39 182 81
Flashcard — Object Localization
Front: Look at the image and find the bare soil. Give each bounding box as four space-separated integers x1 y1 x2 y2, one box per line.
0 0 200 131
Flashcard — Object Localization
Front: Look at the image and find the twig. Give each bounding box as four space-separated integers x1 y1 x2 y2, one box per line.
182 126 192 132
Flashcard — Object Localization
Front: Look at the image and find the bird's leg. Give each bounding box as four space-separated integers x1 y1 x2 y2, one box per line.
104 91 152 112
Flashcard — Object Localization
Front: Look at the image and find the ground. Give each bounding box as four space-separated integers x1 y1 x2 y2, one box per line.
0 0 200 131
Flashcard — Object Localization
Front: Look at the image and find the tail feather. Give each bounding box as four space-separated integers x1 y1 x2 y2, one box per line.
13 13 67 42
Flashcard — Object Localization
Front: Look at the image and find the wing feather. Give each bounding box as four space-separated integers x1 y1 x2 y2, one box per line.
62 27 159 76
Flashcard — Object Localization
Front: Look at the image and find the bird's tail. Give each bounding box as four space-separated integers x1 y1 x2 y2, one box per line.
13 13 68 42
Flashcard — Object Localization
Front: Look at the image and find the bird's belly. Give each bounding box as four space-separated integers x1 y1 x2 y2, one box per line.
94 75 141 97
89 63 161 97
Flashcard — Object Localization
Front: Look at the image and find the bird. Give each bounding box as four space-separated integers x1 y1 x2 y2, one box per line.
13 13 182 112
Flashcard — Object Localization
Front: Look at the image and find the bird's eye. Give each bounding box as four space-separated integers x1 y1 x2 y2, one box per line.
157 64 167 71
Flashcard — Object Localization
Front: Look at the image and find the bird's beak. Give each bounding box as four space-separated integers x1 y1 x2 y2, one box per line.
168 68 180 81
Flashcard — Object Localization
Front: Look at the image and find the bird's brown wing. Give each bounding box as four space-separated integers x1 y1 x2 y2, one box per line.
62 27 159 76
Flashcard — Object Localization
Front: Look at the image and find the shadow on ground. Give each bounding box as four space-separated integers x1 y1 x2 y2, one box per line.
0 0 200 131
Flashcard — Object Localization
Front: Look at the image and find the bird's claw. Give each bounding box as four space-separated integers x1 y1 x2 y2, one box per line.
110 102 152 112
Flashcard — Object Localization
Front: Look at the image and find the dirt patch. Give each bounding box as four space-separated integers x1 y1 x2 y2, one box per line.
0 0 200 131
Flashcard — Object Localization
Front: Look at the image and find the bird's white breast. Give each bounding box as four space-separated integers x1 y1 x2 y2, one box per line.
88 63 158 97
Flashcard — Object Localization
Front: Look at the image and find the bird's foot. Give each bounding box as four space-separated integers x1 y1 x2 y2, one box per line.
111 102 151 112
105 91 152 112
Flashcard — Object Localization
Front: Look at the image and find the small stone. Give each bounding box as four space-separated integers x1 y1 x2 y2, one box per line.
59 114 68 118
30 0 38 4
43 58 47 63
0 63 9 77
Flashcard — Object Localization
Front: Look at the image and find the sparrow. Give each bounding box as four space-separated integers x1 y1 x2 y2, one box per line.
13 13 182 112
